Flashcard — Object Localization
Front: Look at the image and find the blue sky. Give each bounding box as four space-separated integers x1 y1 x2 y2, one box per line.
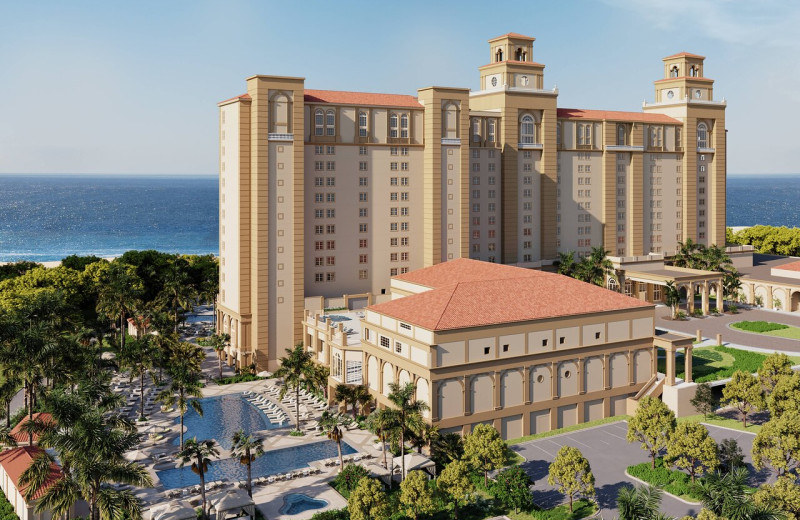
1 0 798 175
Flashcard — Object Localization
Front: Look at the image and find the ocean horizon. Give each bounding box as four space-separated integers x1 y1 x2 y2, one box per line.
1 173 799 263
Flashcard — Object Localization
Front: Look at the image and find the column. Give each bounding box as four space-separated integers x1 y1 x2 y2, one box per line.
627 351 634 386
665 346 676 386
493 371 501 410
577 358 585 394
767 289 774 309
684 347 693 383
431 381 440 422
463 376 471 416
748 283 756 305
551 362 559 399
603 354 610 390
687 285 695 314
523 368 531 405
702 282 710 315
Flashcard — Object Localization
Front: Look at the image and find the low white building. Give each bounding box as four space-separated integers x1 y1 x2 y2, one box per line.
0 446 62 520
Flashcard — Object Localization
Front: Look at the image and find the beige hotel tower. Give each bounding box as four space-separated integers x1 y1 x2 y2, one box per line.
216 33 726 371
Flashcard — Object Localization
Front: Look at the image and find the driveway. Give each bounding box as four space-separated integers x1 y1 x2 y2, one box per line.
511 421 770 519
655 306 800 354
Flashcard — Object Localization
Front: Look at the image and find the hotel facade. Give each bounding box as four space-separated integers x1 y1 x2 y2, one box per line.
216 33 727 372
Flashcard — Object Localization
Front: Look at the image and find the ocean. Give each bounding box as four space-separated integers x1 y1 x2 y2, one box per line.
0 174 798 262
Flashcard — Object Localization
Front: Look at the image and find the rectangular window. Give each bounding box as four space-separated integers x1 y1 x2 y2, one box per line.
326 161 335 171
314 177 324 187
380 336 390 349
401 162 409 171
326 224 335 234
390 162 398 171
390 147 398 156
326 240 335 249
359 208 368 217
326 256 335 266
315 145 324 155
401 237 409 246
326 177 335 186
315 257 324 266
326 193 335 203
359 254 368 264
401 147 409 156
359 162 368 171
359 239 368 248
359 192 368 202
326 272 335 281
359 146 367 155
359 177 368 186
326 209 335 218
359 223 368 232
315 273 324 282
359 270 368 280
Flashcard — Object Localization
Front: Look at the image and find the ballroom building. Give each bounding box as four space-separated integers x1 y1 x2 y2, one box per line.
216 32 726 370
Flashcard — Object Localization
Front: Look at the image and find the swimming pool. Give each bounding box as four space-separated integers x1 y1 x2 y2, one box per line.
279 494 329 515
157 440 358 489
174 395 283 450
321 314 351 323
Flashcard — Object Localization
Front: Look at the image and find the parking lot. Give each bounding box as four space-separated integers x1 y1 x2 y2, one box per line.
511 421 770 519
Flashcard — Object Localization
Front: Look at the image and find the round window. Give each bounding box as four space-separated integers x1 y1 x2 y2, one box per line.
564 370 572 379
491 77 498 87
667 90 674 100
536 375 544 384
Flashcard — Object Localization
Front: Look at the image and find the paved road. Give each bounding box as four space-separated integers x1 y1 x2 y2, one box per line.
512 421 770 519
655 305 800 354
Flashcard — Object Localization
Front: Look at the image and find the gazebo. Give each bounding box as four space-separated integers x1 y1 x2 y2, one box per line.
208 489 256 520
149 501 196 520
392 454 436 478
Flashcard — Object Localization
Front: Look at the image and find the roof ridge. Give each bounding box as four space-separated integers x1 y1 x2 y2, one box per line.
433 283 461 331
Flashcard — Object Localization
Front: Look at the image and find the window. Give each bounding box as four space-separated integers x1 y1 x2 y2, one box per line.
326 240 335 249
400 114 408 138
390 162 398 171
390 147 398 156
390 268 398 276
326 209 335 218
488 119 496 141
326 272 335 282
401 237 409 246
359 192 368 202
359 207 368 216
314 161 324 171
520 115 535 144
326 224 335 234
559 337 565 345
359 146 367 155
401 147 409 156
326 161 335 170
314 109 324 136
472 118 481 143
326 146 335 154
326 193 335 202
380 336 390 349
359 162 368 171
326 177 335 186
359 239 367 248
326 256 335 266
359 254 368 264
314 193 323 203
359 177 368 186
697 123 708 148
401 162 409 171
314 225 324 234
483 347 490 355
617 124 626 146
314 177 324 187
359 223 368 232
315 241 324 250
359 111 368 137
315 273 324 282
556 122 562 147
315 257 323 266
395 341 403 354
389 113 398 138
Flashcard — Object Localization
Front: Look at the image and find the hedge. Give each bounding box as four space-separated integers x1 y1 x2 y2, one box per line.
731 321 789 333
627 458 698 500
215 374 264 385
0 488 19 520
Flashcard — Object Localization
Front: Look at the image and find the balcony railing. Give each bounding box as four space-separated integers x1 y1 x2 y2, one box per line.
518 142 543 150
268 133 293 141
441 138 460 146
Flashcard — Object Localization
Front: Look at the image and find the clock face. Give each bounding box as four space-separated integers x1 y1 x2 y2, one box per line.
491 77 498 87
695 89 702 98
667 90 674 100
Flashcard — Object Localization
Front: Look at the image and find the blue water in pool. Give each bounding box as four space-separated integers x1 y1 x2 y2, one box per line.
174 395 282 450
321 315 351 323
157 440 357 489
279 494 329 515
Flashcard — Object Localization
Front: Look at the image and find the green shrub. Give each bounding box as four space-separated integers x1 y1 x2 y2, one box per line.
311 509 350 520
731 321 789 333
528 499 596 519
215 374 264 385
333 464 370 496
627 458 698 500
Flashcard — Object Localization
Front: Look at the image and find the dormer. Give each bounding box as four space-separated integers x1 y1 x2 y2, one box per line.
480 32 545 91
654 52 715 103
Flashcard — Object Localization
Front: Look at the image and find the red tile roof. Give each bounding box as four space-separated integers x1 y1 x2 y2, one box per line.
775 260 800 272
557 108 680 124
217 93 251 106
10 413 54 444
664 52 706 60
0 446 62 501
479 60 546 69
304 89 421 108
371 259 651 331
654 76 713 83
488 32 535 42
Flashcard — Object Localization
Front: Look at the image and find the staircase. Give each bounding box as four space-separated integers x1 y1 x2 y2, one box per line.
626 373 666 414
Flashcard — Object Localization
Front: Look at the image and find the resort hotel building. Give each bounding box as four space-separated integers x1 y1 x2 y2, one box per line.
215 32 729 433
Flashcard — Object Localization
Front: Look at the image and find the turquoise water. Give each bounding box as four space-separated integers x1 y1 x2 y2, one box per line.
279 494 329 515
175 395 281 450
156 440 357 489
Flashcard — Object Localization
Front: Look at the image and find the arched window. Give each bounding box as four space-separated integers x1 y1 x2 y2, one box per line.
487 119 496 142
389 113 398 138
358 111 368 138
520 115 534 144
608 278 619 292
617 124 626 146
689 66 697 77
515 47 526 61
496 48 503 62
272 94 289 133
697 122 708 148
400 114 408 138
314 109 324 136
670 66 679 78
578 123 592 147
325 110 335 136
443 104 457 139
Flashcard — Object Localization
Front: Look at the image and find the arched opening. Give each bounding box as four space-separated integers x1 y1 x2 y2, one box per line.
520 114 535 144
690 66 696 77
617 124 626 146
515 47 526 61
271 94 289 133
495 48 503 62
607 278 619 292
670 66 679 78
314 109 324 136
358 111 368 137
400 114 408 138
697 122 708 148
792 291 800 312
443 104 457 139
389 113 398 138
325 110 335 136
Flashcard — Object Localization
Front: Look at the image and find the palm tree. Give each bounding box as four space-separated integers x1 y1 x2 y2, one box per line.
693 467 784 520
664 281 681 319
673 239 705 269
411 422 439 454
366 408 396 470
157 341 205 449
386 382 429 481
177 438 219 520
723 269 743 305
96 261 143 352
158 261 198 333
202 333 230 379
320 411 345 471
557 251 577 277
577 246 615 287
311 364 330 399
616 485 665 520
273 344 316 432
430 432 464 470
118 336 158 421
334 384 355 416
0 379 19 428
353 385 373 417
230 430 264 497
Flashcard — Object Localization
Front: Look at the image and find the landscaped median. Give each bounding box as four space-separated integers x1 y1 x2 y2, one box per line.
626 458 701 503
731 320 800 340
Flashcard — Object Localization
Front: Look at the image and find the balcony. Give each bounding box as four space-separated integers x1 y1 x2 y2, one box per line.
441 138 461 146
605 144 644 152
518 142 543 150
268 133 293 142
697 147 715 154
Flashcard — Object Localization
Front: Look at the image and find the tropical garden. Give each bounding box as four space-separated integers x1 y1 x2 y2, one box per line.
0 251 219 520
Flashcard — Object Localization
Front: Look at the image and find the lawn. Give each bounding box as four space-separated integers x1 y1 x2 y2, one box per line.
731 320 800 340
678 413 763 433
656 345 800 383
627 458 701 502
506 416 629 446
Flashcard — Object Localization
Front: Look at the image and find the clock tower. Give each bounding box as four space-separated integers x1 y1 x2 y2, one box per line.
479 33 545 92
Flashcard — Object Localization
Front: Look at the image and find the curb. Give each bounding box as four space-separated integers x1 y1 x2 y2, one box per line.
700 421 758 436
623 470 702 505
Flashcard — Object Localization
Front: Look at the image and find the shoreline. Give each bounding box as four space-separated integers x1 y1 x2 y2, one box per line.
0 252 218 267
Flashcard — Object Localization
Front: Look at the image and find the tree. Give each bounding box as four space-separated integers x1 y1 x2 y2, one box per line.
492 466 533 514
366 409 397 471
177 438 219 520
386 382 429 481
157 260 197 333
399 470 436 520
200 333 230 379
411 422 439 454
627 395 677 469
334 384 356 416
692 382 717 419
616 485 666 520
274 344 316 432
719 438 746 474
157 341 205 448
754 476 800 520
767 373 800 420
759 353 794 395
666 422 719 482
722 370 766 428
332 463 369 495
231 430 264 498
557 251 577 278
752 410 800 477
664 281 681 319
437 460 475 520
118 336 157 421
353 385 373 417
673 239 705 269
576 246 615 287
723 269 743 304
348 478 390 520
95 261 143 351
694 466 784 520
321 411 346 471
547 445 595 513
431 432 464 470
463 423 507 488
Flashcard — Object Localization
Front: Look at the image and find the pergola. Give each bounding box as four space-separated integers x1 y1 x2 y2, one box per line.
654 331 696 386
207 490 256 520
149 501 196 520
392 453 436 478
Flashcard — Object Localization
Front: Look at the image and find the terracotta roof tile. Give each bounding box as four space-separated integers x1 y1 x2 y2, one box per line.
371 259 652 331
479 60 546 69
217 93 251 105
10 413 54 444
0 446 62 501
775 260 800 272
304 89 421 108
557 108 680 124
663 52 706 60
654 76 713 83
488 32 535 42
